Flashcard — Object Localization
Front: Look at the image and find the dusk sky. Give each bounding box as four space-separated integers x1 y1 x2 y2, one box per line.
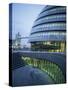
12 3 45 45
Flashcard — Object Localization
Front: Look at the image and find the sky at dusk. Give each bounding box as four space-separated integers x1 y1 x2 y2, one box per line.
11 3 45 46
12 3 44 38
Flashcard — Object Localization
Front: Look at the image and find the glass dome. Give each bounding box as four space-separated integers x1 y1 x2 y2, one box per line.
29 5 66 52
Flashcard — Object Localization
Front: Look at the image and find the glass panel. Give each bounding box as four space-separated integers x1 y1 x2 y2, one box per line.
31 41 65 53
22 57 65 83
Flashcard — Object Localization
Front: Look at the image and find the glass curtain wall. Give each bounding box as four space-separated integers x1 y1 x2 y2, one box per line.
22 56 65 83
31 41 66 53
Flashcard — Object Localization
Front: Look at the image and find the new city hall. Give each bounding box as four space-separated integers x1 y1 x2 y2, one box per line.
12 5 66 86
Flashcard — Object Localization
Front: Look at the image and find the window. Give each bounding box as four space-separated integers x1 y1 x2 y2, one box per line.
22 57 65 83
34 14 66 26
38 7 66 19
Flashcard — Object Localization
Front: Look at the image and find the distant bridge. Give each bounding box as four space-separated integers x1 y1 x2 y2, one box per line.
16 37 29 39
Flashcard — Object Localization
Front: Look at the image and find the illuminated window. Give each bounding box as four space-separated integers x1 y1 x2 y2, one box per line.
22 57 65 83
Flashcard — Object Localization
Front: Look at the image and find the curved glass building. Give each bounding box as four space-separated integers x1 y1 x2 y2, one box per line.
29 5 66 52
26 5 66 84
10 4 66 86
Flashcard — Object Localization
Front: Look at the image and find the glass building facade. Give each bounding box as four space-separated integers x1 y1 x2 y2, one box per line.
10 4 66 86
29 5 66 53
22 57 65 83
25 5 66 84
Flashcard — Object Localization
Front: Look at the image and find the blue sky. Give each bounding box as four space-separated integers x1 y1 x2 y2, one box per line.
11 3 45 46
12 3 44 39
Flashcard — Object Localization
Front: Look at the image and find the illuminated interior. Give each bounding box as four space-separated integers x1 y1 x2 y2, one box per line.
22 57 65 83
31 41 66 52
